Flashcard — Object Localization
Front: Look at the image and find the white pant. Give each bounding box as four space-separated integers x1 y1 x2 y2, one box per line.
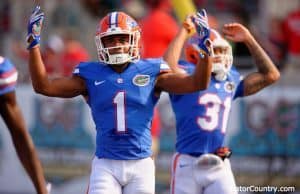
88 157 155 194
170 153 237 194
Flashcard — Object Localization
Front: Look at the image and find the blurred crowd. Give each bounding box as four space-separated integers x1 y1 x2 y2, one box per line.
1 0 300 155
0 0 299 143
0 1 299 192
0 0 299 83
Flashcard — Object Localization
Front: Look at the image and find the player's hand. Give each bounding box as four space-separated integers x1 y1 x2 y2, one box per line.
192 9 212 55
193 9 210 39
26 6 44 50
222 23 252 43
183 14 196 35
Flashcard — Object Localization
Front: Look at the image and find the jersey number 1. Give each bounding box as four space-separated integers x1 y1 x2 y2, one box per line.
113 91 126 132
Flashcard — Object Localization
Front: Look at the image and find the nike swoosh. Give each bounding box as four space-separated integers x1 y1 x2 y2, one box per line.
94 80 106 85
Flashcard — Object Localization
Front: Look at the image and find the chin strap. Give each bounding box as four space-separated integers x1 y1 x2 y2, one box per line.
212 62 228 81
214 71 227 81
107 53 131 65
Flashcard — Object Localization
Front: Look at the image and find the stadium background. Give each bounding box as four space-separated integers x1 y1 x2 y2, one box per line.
0 0 300 193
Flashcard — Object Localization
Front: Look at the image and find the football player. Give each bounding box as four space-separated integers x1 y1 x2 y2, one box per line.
0 56 49 194
164 10 280 194
26 6 212 194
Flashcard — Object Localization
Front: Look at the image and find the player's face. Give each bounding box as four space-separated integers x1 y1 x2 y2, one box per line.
102 34 130 55
213 46 229 68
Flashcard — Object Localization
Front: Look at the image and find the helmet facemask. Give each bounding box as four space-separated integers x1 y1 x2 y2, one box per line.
211 34 233 81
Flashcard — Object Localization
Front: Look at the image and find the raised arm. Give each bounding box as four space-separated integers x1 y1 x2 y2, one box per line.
0 92 48 194
164 10 211 74
159 10 212 94
27 6 86 98
222 23 280 96
156 52 212 94
29 47 86 97
163 14 194 73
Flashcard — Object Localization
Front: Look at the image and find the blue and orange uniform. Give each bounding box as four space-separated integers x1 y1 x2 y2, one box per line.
0 57 18 95
73 58 169 160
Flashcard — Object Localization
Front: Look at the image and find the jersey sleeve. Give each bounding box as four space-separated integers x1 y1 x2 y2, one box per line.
178 60 194 75
159 58 170 73
233 79 244 99
231 66 244 99
0 57 18 95
73 62 98 80
141 58 170 77
73 62 86 77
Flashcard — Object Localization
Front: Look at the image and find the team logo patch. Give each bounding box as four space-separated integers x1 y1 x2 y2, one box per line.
126 17 138 28
224 82 235 93
132 74 150 86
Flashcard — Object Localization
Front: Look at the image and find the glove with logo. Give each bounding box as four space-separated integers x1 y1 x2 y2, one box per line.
192 9 212 56
26 6 44 49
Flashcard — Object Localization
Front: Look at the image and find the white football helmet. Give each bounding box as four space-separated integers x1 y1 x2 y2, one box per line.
184 29 233 81
210 29 233 81
95 11 141 65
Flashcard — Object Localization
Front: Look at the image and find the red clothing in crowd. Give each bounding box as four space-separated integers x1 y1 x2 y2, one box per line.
151 108 161 138
139 1 179 143
61 41 89 76
139 8 179 58
283 9 300 55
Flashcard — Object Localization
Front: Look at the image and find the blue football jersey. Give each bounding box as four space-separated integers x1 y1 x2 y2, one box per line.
0 57 18 96
73 58 169 160
169 60 244 155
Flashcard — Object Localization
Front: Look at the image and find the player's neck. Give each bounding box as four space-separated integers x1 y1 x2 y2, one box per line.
110 62 130 73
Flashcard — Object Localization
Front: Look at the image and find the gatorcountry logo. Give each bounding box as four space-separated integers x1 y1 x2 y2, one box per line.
132 74 150 86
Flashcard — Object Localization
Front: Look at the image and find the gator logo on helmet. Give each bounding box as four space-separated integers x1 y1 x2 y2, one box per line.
126 17 138 29
132 74 150 86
